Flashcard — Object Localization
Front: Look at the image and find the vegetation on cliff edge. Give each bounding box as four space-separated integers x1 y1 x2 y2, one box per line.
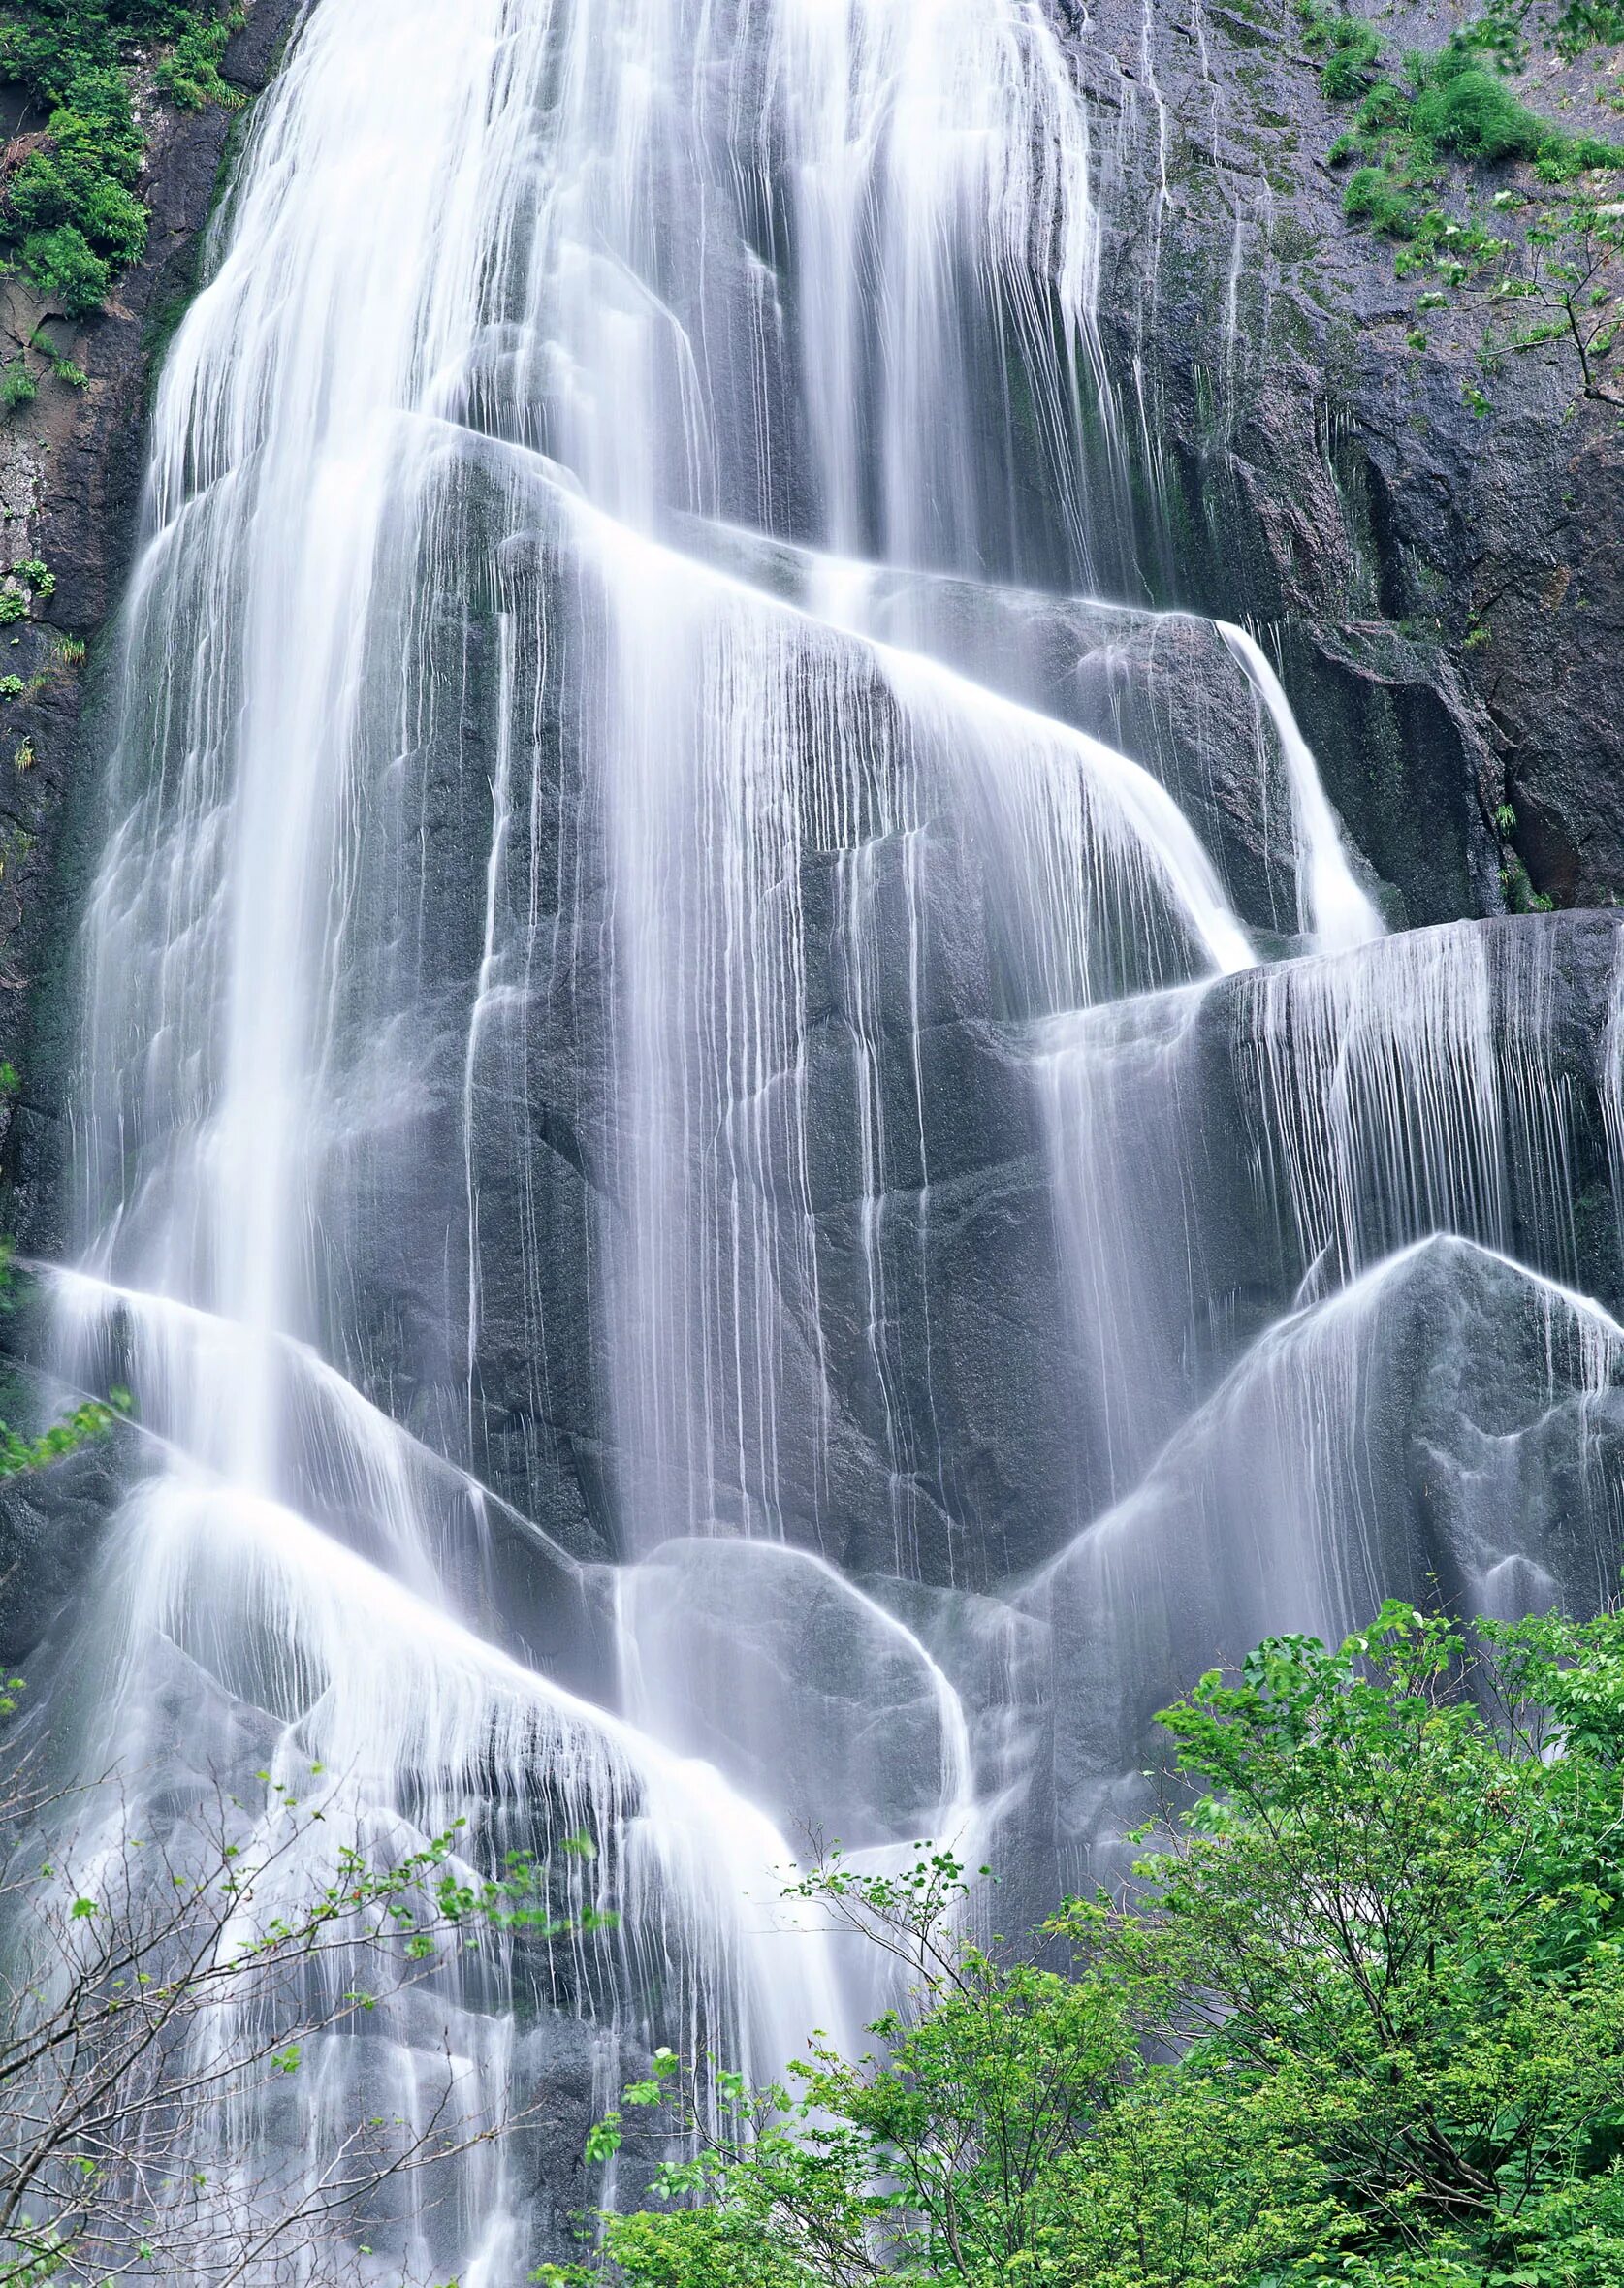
0 0 243 320
1297 3 1624 405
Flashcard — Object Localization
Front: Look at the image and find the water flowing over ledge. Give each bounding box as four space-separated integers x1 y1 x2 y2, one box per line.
6 0 1624 2274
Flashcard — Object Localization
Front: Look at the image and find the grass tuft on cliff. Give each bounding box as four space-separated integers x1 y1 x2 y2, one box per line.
0 1 242 318
1301 4 1624 405
1305 5 1624 213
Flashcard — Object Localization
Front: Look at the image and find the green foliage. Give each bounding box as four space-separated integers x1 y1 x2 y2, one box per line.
153 16 240 110
1344 164 1423 237
1300 3 1384 98
0 1388 131 1478
553 1600 1624 2287
1302 8 1624 403
1412 51 1616 167
1318 19 1624 178
1323 27 1382 100
0 361 36 415
0 1231 133 1470
18 227 111 319
1473 0 1624 60
0 3 244 314
0 562 53 622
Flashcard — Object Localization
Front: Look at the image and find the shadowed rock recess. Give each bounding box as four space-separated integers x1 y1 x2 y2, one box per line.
2 0 1624 2272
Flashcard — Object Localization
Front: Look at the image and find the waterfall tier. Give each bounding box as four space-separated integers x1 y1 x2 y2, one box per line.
3 0 1619 2275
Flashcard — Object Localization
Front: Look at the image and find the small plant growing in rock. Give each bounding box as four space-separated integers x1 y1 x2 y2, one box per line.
1502 194 1624 397
1304 7 1624 404
0 560 56 628
155 18 246 113
1299 2 1384 96
0 361 37 416
29 331 88 391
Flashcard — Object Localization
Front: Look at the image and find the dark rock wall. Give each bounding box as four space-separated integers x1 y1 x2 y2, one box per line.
7 0 1624 1217
1072 0 1624 921
0 0 305 1238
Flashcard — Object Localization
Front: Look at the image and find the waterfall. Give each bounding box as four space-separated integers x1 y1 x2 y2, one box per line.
12 0 1624 2276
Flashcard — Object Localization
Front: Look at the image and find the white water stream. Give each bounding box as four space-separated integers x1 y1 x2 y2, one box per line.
17 0 1621 2278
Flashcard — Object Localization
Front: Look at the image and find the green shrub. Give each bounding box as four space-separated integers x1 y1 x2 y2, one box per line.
20 225 110 316
1344 165 1422 237
0 361 37 415
0 5 240 313
9 155 147 264
1356 79 1409 136
155 20 240 111
1321 23 1382 98
1401 50 1624 170
1414 58 1553 163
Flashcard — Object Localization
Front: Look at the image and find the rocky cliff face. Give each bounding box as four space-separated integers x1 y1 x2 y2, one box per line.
0 1 1621 1662
3 12 1622 2246
0 0 303 1228
5 2 1622 1212
1073 0 1624 923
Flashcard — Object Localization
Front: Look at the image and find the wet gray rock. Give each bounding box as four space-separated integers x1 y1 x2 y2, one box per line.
982 1227 1624 1914
1062 0 1624 918
619 1535 958 1843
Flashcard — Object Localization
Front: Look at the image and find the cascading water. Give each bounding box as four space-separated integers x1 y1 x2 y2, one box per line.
13 0 1624 2276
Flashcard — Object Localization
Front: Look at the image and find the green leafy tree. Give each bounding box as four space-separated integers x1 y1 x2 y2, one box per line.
0 1275 608 2283
0 1747 605 2284
543 1600 1624 2287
